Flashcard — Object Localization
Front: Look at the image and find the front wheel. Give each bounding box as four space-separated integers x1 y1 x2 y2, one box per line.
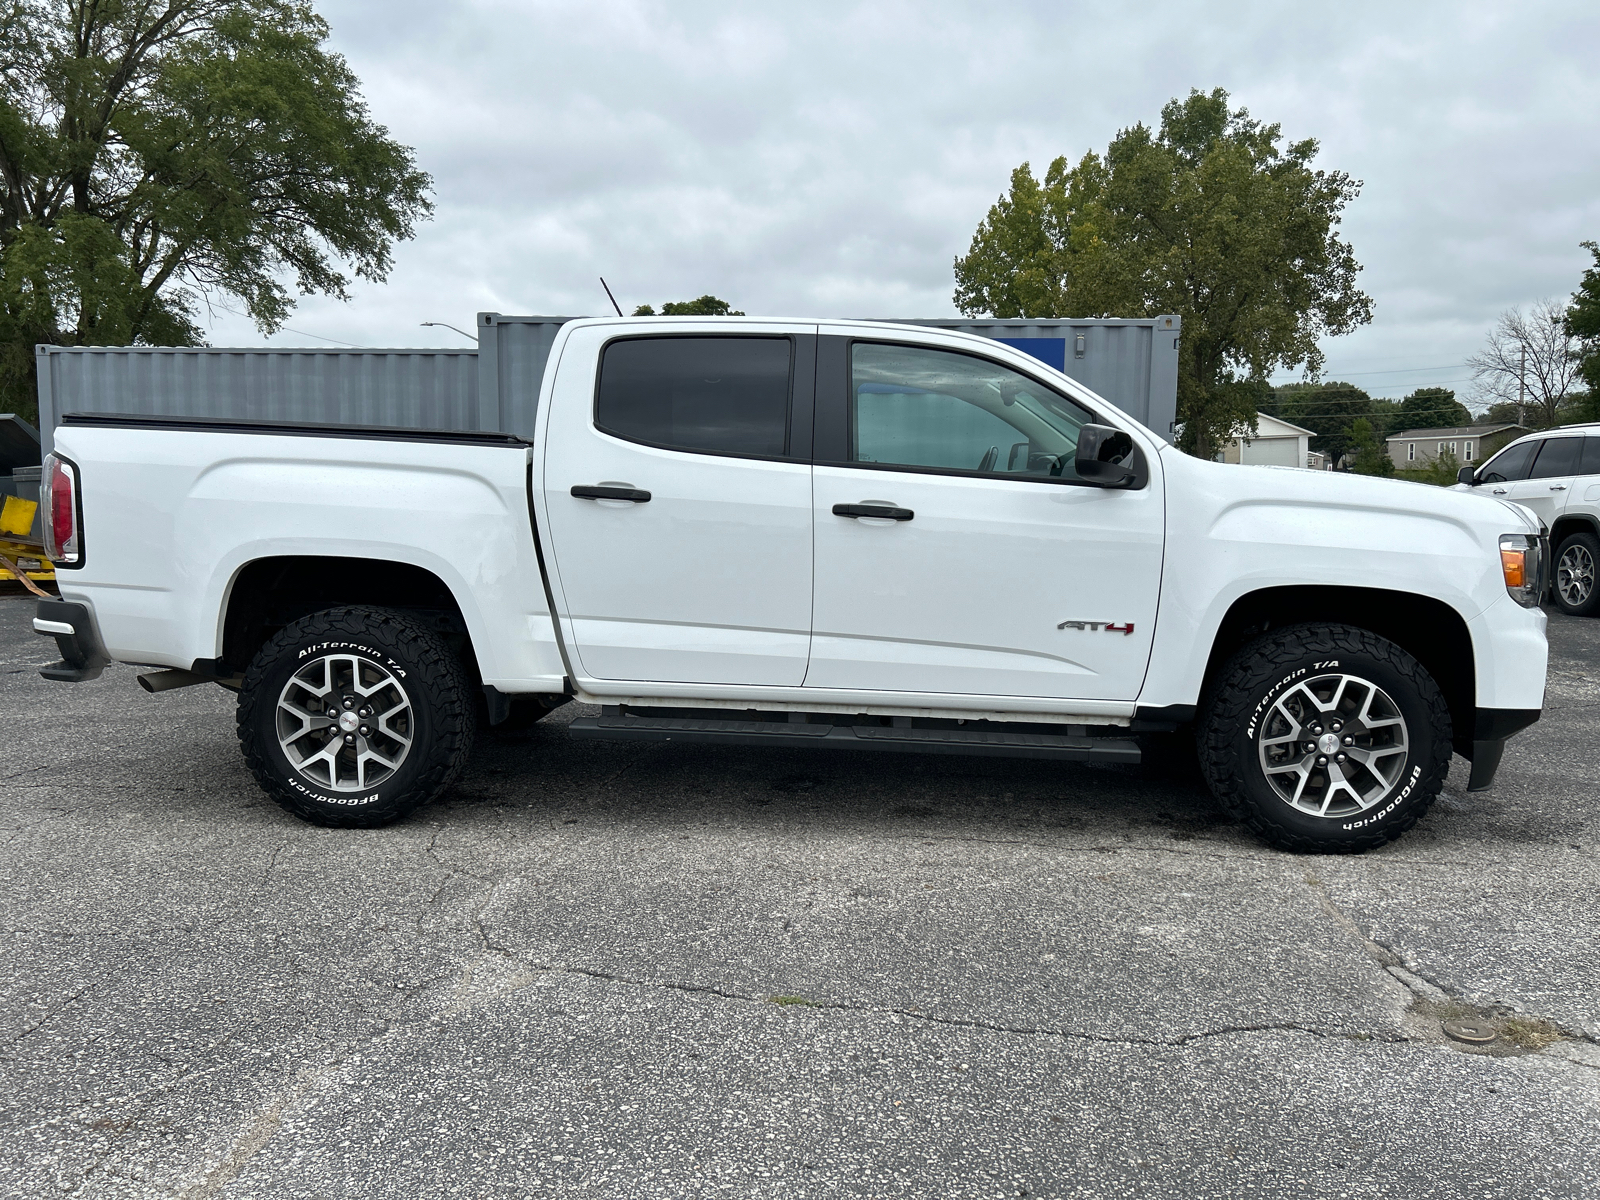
1200 624 1451 853
1553 530 1600 616
237 606 475 828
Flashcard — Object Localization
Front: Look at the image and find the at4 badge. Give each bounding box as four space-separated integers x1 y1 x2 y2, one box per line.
1057 620 1136 635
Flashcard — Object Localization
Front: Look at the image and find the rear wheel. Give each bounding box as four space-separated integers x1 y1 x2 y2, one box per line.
1553 530 1600 616
237 606 474 828
1200 623 1451 853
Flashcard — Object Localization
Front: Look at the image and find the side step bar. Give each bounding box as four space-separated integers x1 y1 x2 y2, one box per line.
567 705 1141 763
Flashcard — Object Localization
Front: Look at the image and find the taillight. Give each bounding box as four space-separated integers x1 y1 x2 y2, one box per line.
42 454 79 565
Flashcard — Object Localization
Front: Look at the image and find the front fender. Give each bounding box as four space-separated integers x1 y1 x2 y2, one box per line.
1138 458 1534 710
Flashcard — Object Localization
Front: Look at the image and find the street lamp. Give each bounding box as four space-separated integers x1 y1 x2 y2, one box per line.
421 321 476 343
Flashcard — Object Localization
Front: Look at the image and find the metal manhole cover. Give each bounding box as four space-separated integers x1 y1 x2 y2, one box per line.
1443 1018 1498 1044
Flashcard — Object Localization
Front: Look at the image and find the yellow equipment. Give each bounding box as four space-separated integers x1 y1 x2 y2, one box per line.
0 495 53 591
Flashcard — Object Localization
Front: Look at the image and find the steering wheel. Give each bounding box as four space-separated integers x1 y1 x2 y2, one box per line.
977 445 999 473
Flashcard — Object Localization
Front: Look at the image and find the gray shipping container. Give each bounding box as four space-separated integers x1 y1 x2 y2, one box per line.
35 311 1181 456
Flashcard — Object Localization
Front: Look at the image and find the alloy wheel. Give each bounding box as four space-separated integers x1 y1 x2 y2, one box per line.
276 654 414 791
1557 543 1595 609
1256 672 1410 819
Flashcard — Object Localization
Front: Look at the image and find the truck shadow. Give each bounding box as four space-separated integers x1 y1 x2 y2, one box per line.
452 708 1236 846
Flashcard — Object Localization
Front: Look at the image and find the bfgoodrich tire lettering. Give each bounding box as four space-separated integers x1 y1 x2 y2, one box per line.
238 607 474 828
1200 623 1451 853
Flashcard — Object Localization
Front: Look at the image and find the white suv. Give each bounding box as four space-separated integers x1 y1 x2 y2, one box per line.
1457 423 1600 616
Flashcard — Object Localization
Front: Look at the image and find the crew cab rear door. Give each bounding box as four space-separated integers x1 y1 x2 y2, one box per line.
805 335 1165 702
538 324 818 686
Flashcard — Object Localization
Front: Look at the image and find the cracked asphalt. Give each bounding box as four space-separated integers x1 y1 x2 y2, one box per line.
0 595 1596 1199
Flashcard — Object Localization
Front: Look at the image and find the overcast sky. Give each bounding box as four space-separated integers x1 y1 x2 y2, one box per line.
199 0 1600 403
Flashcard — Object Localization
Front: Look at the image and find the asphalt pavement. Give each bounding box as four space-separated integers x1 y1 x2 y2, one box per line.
0 595 1596 1199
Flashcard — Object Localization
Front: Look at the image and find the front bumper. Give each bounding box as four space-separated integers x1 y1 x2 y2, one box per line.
1465 707 1542 791
33 599 110 682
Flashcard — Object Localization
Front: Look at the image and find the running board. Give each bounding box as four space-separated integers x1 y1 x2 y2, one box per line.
567 706 1142 763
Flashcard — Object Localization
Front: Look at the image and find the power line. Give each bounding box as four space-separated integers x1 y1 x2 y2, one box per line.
1304 363 1470 378
203 299 364 348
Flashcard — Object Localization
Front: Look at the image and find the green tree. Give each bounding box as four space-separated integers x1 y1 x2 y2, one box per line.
953 87 1372 459
1393 386 1471 432
1346 417 1393 476
1419 448 1461 487
1477 401 1527 427
632 295 744 317
0 1 431 424
1265 380 1373 465
1568 241 1600 407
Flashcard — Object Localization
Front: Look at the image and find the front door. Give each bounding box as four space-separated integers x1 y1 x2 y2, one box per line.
541 328 817 686
1502 435 1582 527
807 339 1165 702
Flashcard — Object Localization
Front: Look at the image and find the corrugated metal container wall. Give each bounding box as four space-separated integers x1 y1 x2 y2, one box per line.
35 346 479 457
875 317 1181 441
475 314 572 441
475 313 1183 444
35 313 1181 454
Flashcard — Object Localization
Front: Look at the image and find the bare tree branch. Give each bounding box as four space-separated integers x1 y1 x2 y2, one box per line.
1467 298 1581 429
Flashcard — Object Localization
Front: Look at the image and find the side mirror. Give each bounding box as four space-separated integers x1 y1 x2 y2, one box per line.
1457 465 1477 486
1075 424 1137 487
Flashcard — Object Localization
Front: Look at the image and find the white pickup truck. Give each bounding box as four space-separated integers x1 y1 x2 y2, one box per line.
31 318 1549 852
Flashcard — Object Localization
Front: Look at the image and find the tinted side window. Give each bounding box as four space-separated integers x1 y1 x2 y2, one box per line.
596 337 792 457
1478 440 1538 483
1576 436 1600 476
1528 437 1583 479
849 343 1094 480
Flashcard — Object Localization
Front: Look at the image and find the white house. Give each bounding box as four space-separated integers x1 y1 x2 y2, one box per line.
1219 412 1315 469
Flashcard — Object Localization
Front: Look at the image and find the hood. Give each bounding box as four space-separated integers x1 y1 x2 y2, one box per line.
1158 449 1542 535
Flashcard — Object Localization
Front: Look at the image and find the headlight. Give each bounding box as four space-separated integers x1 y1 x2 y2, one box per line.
1499 533 1545 607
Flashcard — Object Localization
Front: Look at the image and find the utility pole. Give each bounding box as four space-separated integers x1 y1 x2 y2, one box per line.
1517 345 1525 426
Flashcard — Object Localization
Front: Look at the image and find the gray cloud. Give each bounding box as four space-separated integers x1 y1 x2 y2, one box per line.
200 0 1600 401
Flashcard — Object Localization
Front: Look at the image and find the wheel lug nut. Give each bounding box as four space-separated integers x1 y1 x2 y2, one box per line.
359 726 369 736
1310 725 1322 734
1318 756 1327 765
1336 753 1346 763
1330 721 1342 732
344 734 356 745
1343 736 1353 745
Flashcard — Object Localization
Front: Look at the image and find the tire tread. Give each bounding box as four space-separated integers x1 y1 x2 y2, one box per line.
236 606 474 828
1200 623 1451 853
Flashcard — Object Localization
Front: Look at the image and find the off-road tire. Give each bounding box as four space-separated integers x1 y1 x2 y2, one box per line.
238 607 474 828
1200 623 1451 853
1552 530 1600 617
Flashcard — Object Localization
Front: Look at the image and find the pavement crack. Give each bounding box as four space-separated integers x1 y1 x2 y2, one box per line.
10 976 104 1044
884 832 1247 861
501 958 1377 1049
1306 874 1600 1051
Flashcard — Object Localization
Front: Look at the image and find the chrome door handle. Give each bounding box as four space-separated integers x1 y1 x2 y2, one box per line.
1492 487 1508 495
571 485 651 502
1550 484 1568 491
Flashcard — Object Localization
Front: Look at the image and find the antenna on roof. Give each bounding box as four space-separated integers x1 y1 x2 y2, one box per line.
599 278 624 318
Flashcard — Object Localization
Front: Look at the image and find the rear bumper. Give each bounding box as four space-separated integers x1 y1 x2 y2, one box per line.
1466 707 1541 792
33 599 110 682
